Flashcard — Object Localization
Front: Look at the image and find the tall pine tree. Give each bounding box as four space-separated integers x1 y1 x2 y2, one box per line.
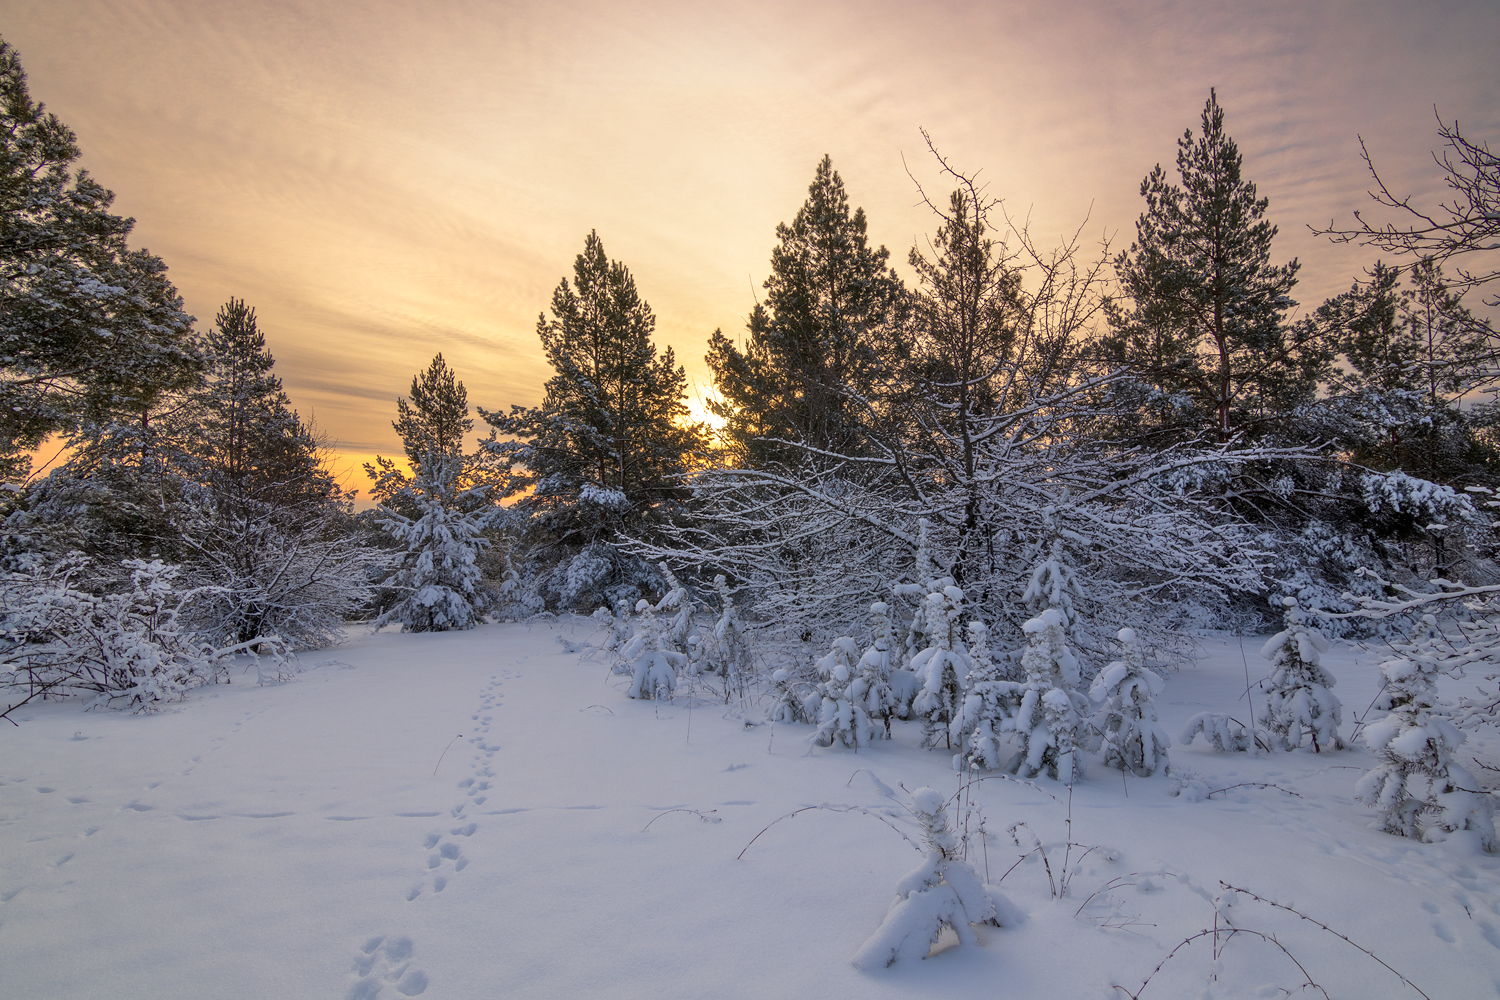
186 299 323 497
483 231 703 539
707 156 905 465
0 38 196 479
368 354 492 632
1105 90 1320 442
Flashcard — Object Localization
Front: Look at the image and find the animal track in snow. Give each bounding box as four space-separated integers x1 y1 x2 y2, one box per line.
347 935 428 998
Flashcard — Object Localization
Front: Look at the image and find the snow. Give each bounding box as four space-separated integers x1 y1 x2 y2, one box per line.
3 622 1499 999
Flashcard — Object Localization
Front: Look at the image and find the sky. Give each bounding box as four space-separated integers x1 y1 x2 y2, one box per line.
4 0 1498 495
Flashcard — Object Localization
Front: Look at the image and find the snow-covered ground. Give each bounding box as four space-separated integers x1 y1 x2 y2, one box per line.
3 621 1499 999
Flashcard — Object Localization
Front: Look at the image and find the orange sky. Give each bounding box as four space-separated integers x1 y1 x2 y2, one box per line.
4 0 1498 497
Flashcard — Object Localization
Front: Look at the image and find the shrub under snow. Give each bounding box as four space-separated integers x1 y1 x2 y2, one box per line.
1179 712 1255 753
2 555 289 715
851 786 1017 970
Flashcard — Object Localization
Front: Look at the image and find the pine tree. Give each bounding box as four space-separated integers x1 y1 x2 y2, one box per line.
1321 260 1498 481
368 356 492 632
909 581 971 749
1355 615 1496 848
1012 608 1088 782
1105 90 1318 441
954 620 1025 771
707 156 905 465
187 299 323 494
855 600 900 736
769 667 818 725
1023 532 1085 631
811 635 873 749
624 598 680 701
483 231 703 540
0 39 197 479
1088 627 1171 777
1257 597 1344 752
708 574 752 699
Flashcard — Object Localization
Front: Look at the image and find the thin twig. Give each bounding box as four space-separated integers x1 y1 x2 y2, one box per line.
1112 927 1329 1000
431 734 463 776
1206 783 1302 799
736 805 920 860
1220 882 1433 1000
642 808 720 832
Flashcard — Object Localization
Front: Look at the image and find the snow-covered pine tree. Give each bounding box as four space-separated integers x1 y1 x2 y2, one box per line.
953 621 1025 771
368 356 494 633
625 599 678 701
1355 616 1496 850
1023 532 1084 627
812 636 875 749
1088 627 1171 777
1011 608 1089 782
655 562 698 667
1257 597 1344 752
596 598 634 654
897 519 941 669
910 582 971 749
1022 524 1098 671
855 601 901 735
375 453 490 633
851 786 1012 970
709 575 752 698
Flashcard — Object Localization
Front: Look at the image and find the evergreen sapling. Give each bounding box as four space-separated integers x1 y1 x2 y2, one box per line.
624 599 678 701
1355 616 1496 850
910 583 971 749
1257 597 1344 752
812 636 875 749
709 575 752 698
856 601 901 735
953 621 1025 771
1088 627 1171 777
1011 608 1088 782
769 668 818 725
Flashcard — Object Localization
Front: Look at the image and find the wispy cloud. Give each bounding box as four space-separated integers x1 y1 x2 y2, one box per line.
7 0 1496 462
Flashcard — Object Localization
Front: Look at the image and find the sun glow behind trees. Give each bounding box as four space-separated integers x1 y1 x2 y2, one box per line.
1 1 1494 479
